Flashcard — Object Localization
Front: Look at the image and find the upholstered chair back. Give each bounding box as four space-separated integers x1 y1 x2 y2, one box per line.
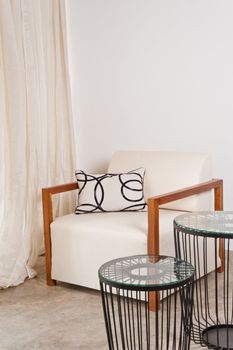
108 151 212 211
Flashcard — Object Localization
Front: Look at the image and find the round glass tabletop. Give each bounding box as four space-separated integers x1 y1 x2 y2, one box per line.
98 255 194 290
174 211 233 238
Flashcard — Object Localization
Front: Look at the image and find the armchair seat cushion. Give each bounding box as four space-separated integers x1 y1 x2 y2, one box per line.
51 209 187 289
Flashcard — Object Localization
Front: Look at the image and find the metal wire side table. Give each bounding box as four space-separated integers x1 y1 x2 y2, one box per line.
98 254 194 350
174 211 233 350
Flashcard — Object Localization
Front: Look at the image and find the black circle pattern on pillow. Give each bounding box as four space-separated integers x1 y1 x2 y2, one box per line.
75 169 147 214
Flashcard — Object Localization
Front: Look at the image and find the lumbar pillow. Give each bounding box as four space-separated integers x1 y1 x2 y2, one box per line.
75 168 147 214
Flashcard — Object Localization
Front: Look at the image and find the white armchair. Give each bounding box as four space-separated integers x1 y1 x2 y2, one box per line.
42 151 223 289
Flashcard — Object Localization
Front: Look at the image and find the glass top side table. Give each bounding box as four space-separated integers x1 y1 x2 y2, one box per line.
174 211 233 350
99 254 194 290
99 255 194 350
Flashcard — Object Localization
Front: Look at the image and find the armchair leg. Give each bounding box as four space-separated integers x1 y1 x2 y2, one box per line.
149 291 160 312
45 255 56 286
217 238 224 273
47 276 57 286
44 250 56 286
148 200 160 312
214 181 224 273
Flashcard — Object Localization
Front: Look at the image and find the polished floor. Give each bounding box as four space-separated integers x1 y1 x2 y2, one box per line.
0 256 219 349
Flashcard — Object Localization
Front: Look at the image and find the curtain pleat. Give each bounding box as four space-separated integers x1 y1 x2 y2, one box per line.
0 0 76 288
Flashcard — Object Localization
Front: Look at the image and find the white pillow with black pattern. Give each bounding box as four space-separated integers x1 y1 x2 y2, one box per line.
75 168 147 214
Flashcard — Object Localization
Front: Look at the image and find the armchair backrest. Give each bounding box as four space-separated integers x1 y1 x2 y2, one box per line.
108 151 212 211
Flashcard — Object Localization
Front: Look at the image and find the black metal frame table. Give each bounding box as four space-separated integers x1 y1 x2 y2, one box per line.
174 211 233 350
98 254 194 350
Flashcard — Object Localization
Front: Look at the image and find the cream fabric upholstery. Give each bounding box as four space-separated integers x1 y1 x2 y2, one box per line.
108 151 212 211
51 210 186 289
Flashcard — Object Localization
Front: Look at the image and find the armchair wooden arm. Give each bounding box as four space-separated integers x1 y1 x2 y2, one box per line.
42 182 78 285
147 178 223 311
147 178 223 258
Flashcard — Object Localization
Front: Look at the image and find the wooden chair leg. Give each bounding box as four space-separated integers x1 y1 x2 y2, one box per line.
47 278 57 286
217 238 224 273
44 255 56 286
149 291 160 312
214 181 224 273
46 274 57 286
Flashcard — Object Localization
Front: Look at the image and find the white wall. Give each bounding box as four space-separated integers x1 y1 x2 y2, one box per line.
66 0 233 210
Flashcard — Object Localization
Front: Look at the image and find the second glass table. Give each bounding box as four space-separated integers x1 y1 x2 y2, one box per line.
174 211 233 350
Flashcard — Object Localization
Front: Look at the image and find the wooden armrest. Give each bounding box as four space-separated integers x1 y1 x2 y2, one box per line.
147 178 223 255
42 181 78 285
42 181 78 229
148 178 223 311
42 181 78 195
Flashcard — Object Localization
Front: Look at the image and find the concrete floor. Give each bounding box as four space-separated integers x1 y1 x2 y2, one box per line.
0 256 210 350
0 257 106 350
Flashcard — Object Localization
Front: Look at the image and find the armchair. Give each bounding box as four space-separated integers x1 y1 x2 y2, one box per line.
42 151 223 289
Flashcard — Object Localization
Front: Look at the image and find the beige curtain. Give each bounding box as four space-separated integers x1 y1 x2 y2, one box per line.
0 0 76 287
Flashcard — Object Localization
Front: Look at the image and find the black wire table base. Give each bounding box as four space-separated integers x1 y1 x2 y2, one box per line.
174 212 233 350
202 325 233 349
99 255 194 350
99 285 193 350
